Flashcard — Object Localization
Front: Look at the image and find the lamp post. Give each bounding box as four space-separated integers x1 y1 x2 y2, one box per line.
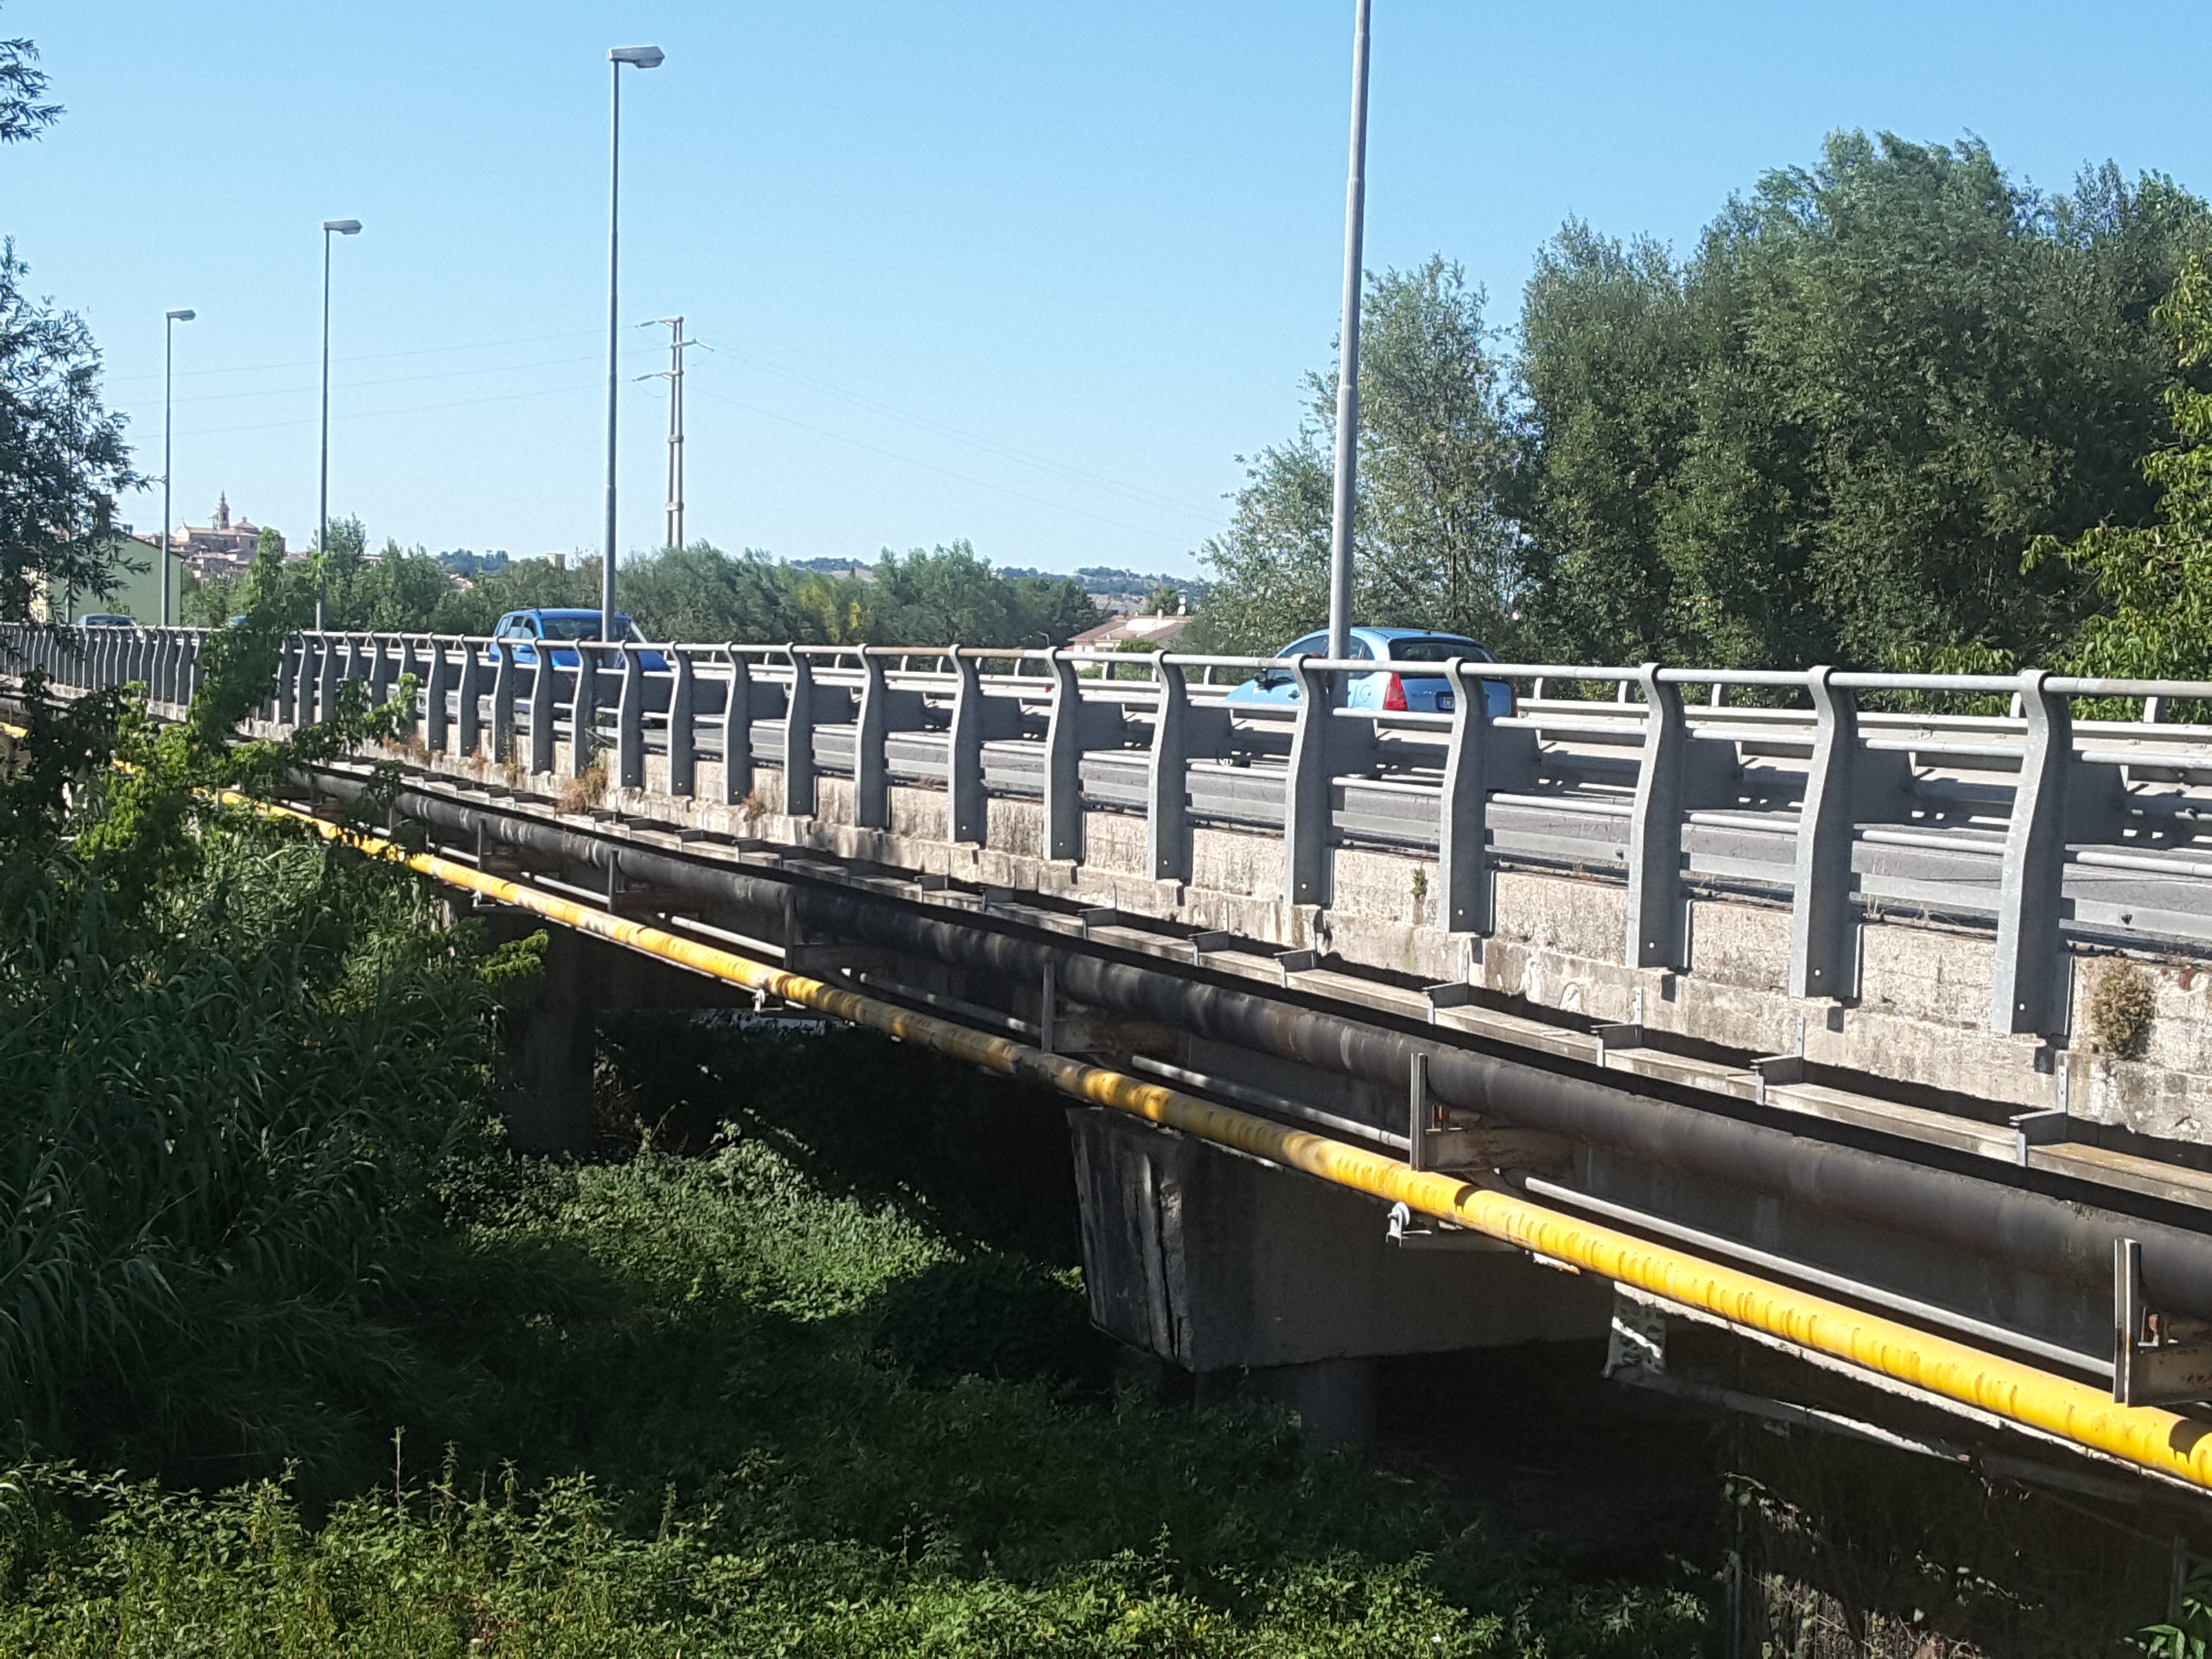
317 217 363 630
161 308 194 626
1324 0 1372 662
602 43 665 644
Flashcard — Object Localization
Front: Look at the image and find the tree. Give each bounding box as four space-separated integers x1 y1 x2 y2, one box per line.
1 9 135 623
2032 253 2212 695
1189 258 1523 655
860 541 1099 648
1516 134 2208 671
1 16 60 146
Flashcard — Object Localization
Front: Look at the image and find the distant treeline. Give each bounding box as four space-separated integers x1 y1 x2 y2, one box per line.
184 537 1104 650
1189 132 2212 681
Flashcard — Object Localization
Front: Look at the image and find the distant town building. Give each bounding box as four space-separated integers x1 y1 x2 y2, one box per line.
173 494 281 577
1067 598 1192 658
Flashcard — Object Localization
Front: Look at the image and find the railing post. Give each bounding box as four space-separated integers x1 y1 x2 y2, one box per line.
455 638 484 758
668 647 697 798
489 640 517 763
528 644 556 776
1144 657 1191 882
293 636 317 727
1436 659 1496 933
1281 655 1336 907
1789 668 1860 1000
1993 670 2073 1036
319 633 342 724
615 643 646 791
1624 662 1690 970
946 647 988 845
783 645 817 815
569 649 599 779
1042 649 1088 863
721 647 754 806
854 648 892 829
424 638 453 754
179 634 201 705
368 634 394 708
395 636 422 735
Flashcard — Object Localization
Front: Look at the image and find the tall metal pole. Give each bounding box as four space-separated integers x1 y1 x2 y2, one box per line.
600 58 622 642
160 309 193 626
316 218 361 631
602 47 665 639
1325 0 1373 663
318 229 332 630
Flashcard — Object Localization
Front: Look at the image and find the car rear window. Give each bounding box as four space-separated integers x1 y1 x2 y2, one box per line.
1387 637 1493 663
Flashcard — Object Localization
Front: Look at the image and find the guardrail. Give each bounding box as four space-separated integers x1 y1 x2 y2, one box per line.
13 622 2212 1038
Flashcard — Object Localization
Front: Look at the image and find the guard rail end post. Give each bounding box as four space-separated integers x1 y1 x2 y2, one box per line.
1993 668 2072 1036
947 646 987 845
1625 661 1690 970
1145 657 1191 883
855 649 891 830
1789 666 1860 1000
490 640 517 764
615 644 646 792
720 645 754 806
783 644 818 816
1282 655 1336 908
1437 658 1496 934
569 649 599 780
455 638 485 760
668 647 697 798
1043 649 1085 863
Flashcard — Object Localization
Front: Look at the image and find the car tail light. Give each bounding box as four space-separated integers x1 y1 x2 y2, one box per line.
1382 673 1408 712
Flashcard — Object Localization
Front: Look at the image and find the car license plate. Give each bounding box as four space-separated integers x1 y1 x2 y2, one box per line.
1436 693 1455 713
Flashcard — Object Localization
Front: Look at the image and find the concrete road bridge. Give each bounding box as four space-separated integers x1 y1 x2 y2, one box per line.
24 622 2212 1503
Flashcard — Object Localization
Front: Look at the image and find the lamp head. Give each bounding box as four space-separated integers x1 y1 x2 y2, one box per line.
323 218 363 235
166 308 195 322
609 44 665 68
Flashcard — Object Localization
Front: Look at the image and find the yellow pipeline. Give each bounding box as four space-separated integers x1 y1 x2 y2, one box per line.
255 796 2212 1494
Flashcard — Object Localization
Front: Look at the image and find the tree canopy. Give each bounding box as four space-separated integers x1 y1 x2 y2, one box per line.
1194 132 2211 673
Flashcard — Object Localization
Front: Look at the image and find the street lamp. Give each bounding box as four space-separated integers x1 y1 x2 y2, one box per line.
1324 0 1372 662
161 308 194 626
602 44 665 643
317 217 363 630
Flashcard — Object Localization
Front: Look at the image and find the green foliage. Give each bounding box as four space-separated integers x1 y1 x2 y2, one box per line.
1517 134 2207 670
0 1080 1708 1656
0 8 60 146
0 243 138 623
190 537 1101 651
1191 258 1522 656
2034 253 2212 695
0 565 529 1487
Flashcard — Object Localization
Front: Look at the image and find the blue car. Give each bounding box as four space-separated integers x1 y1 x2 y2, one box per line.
1225 628 1514 719
489 609 669 674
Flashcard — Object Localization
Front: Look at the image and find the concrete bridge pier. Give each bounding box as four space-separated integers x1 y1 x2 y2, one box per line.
487 916 748 1154
1069 1108 1614 1449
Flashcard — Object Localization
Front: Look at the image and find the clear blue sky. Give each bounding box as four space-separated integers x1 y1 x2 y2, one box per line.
11 1 2212 579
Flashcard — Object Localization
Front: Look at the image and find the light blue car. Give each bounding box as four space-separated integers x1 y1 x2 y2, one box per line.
1224 628 1513 719
490 608 669 674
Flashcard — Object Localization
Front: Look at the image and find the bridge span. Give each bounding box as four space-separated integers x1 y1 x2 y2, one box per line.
23 623 2212 1498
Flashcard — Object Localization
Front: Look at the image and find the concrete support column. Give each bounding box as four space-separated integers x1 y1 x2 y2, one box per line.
500 922 599 1155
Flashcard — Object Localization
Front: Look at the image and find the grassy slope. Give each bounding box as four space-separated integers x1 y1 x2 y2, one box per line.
0 1023 1709 1656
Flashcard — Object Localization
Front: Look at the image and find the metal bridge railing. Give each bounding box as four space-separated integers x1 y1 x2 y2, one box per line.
12 621 2212 1038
